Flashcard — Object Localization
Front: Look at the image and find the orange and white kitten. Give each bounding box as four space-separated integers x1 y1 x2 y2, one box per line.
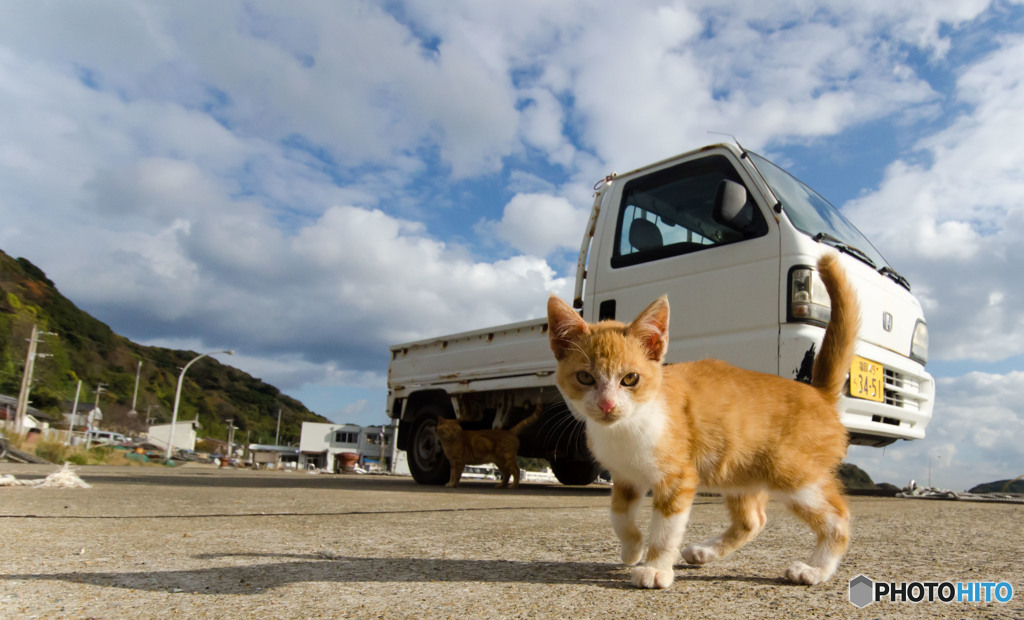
546 253 858 589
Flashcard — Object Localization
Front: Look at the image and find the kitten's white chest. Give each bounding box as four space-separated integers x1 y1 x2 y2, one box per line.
586 400 667 489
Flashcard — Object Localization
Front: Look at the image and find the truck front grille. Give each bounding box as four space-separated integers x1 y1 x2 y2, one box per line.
883 367 925 412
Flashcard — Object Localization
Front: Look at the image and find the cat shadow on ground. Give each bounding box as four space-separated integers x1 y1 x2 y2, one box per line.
2 553 786 594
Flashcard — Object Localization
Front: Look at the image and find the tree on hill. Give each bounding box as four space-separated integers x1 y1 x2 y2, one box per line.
0 248 329 445
838 462 875 490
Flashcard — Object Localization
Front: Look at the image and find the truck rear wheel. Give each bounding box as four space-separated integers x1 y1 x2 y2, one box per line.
408 408 451 485
551 458 602 486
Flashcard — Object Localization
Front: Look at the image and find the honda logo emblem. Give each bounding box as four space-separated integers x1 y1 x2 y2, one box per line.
882 312 893 332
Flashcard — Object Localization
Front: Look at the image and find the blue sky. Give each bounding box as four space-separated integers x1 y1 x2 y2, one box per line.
2 1 1023 490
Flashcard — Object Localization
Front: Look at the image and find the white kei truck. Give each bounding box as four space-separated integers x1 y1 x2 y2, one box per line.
387 142 934 486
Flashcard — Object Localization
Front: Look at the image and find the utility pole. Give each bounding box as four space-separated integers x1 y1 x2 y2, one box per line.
65 380 82 446
275 408 282 446
226 418 236 462
15 325 50 435
129 360 142 416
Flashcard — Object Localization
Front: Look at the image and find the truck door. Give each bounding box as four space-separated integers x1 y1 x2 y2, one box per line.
588 153 781 374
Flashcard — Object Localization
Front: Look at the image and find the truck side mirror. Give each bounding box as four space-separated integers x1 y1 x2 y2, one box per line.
713 179 752 231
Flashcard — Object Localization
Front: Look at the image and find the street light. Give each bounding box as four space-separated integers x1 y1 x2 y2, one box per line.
164 350 234 463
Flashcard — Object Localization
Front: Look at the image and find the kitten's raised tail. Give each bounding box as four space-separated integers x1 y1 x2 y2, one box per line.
811 252 861 405
509 401 544 435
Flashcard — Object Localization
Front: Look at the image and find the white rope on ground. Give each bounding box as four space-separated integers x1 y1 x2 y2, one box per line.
0 463 91 488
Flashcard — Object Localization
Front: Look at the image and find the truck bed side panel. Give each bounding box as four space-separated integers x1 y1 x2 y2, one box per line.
389 318 555 394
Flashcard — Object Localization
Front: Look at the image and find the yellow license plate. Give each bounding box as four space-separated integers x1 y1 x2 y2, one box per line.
850 356 885 402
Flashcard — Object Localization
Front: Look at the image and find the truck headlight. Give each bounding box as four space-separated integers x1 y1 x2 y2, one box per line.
911 320 928 364
788 266 831 325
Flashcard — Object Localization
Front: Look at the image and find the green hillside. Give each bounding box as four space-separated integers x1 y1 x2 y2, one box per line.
969 478 1024 494
838 462 876 490
0 249 328 445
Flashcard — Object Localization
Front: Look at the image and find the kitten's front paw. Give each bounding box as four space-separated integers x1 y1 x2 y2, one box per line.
681 544 717 565
620 541 643 566
630 566 674 589
444 482 457 488
785 561 831 586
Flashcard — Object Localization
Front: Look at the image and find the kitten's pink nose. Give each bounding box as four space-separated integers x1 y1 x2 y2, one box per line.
598 398 616 414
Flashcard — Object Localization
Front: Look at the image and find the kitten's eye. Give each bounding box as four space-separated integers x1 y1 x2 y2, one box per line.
576 371 596 386
621 372 640 387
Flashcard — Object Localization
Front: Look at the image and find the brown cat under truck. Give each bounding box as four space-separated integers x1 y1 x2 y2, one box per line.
387 142 934 486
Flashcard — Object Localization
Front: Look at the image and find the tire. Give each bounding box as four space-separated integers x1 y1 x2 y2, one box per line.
407 408 451 485
551 458 603 486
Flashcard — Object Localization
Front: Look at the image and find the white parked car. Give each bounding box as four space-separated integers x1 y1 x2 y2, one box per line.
85 430 129 445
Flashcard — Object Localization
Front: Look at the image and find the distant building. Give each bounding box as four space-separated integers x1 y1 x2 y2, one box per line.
63 400 95 431
147 419 201 452
201 437 233 457
0 394 49 431
248 444 299 469
298 422 396 472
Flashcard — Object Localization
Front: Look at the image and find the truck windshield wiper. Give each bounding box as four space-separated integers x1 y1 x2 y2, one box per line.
879 266 911 291
813 232 876 269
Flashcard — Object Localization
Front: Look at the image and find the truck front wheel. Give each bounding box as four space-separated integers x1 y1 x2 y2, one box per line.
408 409 451 485
551 458 603 486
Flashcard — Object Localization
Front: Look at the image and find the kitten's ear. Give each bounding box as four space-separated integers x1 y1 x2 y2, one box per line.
547 295 589 360
629 296 670 362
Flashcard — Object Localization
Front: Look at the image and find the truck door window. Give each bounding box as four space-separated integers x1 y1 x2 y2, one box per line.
612 155 767 268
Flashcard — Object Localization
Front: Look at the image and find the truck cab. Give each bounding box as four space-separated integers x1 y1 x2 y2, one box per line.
388 143 934 485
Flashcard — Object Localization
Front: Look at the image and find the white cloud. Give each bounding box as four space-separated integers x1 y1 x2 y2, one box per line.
65 195 572 358
0 2 523 180
843 35 1024 362
519 87 576 168
482 193 590 257
338 399 371 420
85 158 229 222
851 371 1024 490
395 1 969 172
510 1 979 171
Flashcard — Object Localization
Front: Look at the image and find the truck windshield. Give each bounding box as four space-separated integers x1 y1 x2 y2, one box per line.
748 151 891 272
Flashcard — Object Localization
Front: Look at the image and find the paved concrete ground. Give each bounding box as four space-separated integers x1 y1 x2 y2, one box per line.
0 463 1021 619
